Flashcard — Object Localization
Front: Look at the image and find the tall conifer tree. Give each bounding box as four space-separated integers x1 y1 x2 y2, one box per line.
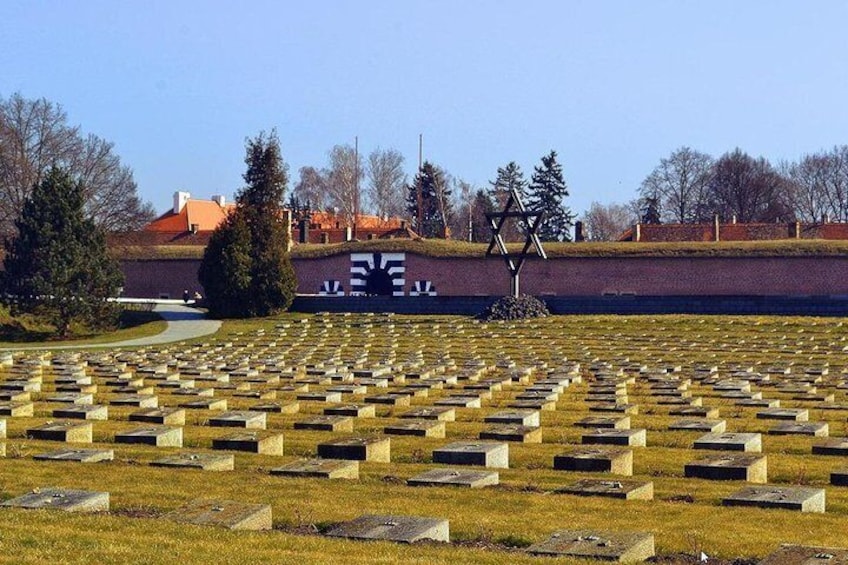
527 150 574 241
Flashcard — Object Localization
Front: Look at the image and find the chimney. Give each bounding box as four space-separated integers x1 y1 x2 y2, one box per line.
731 215 737 224
633 223 641 242
190 223 199 235
574 221 585 242
344 226 353 242
298 219 309 244
211 195 226 207
173 191 190 214
714 214 720 242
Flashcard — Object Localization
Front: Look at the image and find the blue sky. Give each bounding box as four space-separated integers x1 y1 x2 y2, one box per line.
3 1 848 217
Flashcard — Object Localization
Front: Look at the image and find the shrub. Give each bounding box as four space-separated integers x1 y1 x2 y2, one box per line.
479 294 550 321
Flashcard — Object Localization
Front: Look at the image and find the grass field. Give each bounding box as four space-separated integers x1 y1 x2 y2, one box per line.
1 313 848 563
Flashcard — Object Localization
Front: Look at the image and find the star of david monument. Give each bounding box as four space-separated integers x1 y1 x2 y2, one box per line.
485 186 548 297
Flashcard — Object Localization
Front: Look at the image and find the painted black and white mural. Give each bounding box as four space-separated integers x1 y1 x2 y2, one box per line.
409 280 437 296
350 253 405 296
319 280 345 296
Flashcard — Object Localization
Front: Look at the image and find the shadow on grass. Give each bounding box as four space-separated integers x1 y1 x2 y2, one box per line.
0 309 162 343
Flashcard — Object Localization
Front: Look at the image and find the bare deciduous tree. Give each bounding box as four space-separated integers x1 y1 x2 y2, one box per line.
580 201 637 241
0 93 154 235
325 144 364 226
293 165 329 211
707 149 793 223
367 148 406 219
640 146 713 223
785 146 848 222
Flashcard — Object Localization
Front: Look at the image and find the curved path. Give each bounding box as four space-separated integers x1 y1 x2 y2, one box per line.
0 304 222 351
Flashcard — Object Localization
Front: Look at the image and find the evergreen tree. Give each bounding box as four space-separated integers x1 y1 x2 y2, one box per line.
2 167 123 336
470 189 496 243
640 196 662 224
199 131 296 318
489 162 528 241
406 161 453 238
527 150 574 242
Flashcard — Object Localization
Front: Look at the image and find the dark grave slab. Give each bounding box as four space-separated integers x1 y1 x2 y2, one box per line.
684 454 768 483
115 425 183 447
150 452 234 471
178 398 227 411
129 407 186 426
52 405 108 421
582 429 646 447
432 441 509 468
232 390 276 400
575 416 630 430
515 390 559 402
769 422 829 437
526 529 655 561
400 407 455 421
0 380 40 392
757 408 809 421
831 469 848 486
251 401 299 414
212 432 284 455
669 406 720 418
327 384 368 395
170 388 215 398
27 421 92 443
735 398 780 408
111 395 158 408
365 394 411 407
407 468 498 488
812 437 848 456
0 391 31 403
480 424 542 443
325 514 450 543
324 404 375 418
208 411 267 429
112 386 155 395
759 544 848 564
54 384 97 394
297 391 343 403
166 499 272 530
508 399 556 411
33 448 114 463
384 420 445 438
722 485 826 512
484 410 540 427
294 415 355 432
588 403 639 415
693 432 762 452
0 488 109 512
434 396 480 408
656 396 702 407
553 447 633 475
317 437 390 462
556 479 654 500
270 458 359 479
668 419 726 433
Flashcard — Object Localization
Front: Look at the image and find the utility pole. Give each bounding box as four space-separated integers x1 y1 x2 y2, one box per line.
353 135 359 239
416 134 423 234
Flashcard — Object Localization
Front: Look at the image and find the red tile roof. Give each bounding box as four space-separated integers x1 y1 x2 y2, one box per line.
146 200 235 233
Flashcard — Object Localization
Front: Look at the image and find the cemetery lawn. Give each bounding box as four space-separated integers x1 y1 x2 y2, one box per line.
2 313 848 563
0 308 166 347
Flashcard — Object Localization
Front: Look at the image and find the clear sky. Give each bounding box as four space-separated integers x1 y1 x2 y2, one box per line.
3 1 848 217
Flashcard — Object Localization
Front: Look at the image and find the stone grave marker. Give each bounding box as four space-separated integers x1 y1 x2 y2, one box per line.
251 402 299 414
364 394 411 407
669 406 720 419
52 405 108 421
722 485 826 512
684 454 768 483
812 438 848 456
479 424 542 443
693 432 762 452
33 448 114 463
581 429 646 447
768 422 829 437
553 447 633 475
27 421 92 443
129 408 186 426
526 529 655 562
1 488 109 512
150 452 234 471
325 514 450 543
432 441 509 468
407 468 499 488
384 420 446 438
400 407 455 421
668 419 726 433
178 398 227 411
0 391 31 403
297 391 343 403
317 437 391 462
115 425 183 447
295 415 355 432
166 499 272 530
756 408 809 422
484 410 540 427
556 479 654 501
759 544 848 564
212 432 284 455
575 416 630 430
46 393 93 405
0 418 5 438
588 403 639 415
324 404 375 418
208 411 267 430
110 394 158 408
270 458 359 479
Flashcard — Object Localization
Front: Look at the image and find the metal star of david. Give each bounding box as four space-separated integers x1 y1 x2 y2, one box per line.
485 187 547 297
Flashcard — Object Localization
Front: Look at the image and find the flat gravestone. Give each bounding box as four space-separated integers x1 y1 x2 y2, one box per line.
178 398 227 411
317 437 390 462
589 403 639 415
556 479 654 501
432 441 508 468
52 405 108 421
479 425 542 443
769 422 829 437
129 408 186 426
384 420 445 438
407 468 499 488
1 488 109 512
111 395 158 408
294 416 355 432
668 419 726 433
251 402 299 414
151 452 234 471
324 404 376 418
27 421 92 443
509 399 556 411
813 438 848 456
757 408 809 422
434 396 480 408
832 469 848 486
297 391 343 403
167 499 272 530
575 416 630 430
325 514 449 543
684 454 768 483
400 407 455 421
46 393 93 405
0 418 5 438
33 448 114 463
553 448 633 476
0 391 31 403
693 432 762 452
759 544 848 564
582 429 646 447
208 411 267 430
115 426 183 447
270 458 359 479
212 432 284 455
526 529 655 562
669 406 720 419
484 410 540 427
722 485 826 512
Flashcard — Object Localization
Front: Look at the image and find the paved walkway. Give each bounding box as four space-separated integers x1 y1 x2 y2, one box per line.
0 304 222 351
